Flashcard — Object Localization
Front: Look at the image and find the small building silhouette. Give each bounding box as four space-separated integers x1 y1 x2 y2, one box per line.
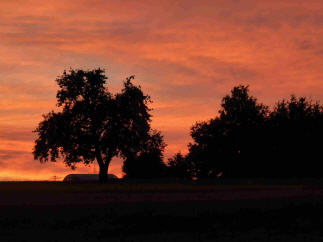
63 174 118 182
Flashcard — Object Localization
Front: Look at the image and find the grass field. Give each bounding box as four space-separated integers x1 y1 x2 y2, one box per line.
1 181 323 241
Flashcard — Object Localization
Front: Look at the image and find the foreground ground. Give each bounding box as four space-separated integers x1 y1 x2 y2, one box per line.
1 181 323 241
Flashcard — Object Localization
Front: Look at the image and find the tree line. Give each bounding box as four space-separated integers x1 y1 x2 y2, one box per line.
33 69 323 182
169 85 323 180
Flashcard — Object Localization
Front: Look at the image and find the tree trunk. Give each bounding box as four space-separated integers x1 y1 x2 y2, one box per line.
99 164 108 183
95 145 107 183
95 145 113 183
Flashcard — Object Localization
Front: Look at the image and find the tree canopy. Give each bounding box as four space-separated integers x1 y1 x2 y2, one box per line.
122 130 167 179
267 95 323 178
174 85 323 180
33 69 164 182
187 85 268 179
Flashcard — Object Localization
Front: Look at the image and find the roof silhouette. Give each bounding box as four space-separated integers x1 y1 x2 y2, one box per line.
63 174 118 182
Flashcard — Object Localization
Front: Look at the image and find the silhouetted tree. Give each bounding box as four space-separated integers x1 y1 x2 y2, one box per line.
219 85 269 178
188 118 228 179
167 152 192 179
187 85 323 180
122 130 167 179
33 69 160 182
188 85 269 179
268 95 323 178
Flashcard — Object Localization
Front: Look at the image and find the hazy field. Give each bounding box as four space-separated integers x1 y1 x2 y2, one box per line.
1 181 323 241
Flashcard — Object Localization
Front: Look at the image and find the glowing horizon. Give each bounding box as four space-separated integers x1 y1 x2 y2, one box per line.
1 0 323 180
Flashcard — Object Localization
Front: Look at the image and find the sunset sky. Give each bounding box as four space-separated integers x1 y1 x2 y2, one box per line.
1 0 323 180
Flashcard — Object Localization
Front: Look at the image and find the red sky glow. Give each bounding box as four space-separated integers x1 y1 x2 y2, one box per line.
1 0 323 180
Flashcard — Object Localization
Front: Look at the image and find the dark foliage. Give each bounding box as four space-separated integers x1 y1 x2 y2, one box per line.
267 96 323 178
33 69 165 182
167 153 192 180
122 130 168 179
184 85 323 180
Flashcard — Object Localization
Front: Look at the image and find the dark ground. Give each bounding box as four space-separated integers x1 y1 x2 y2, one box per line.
1 181 323 241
